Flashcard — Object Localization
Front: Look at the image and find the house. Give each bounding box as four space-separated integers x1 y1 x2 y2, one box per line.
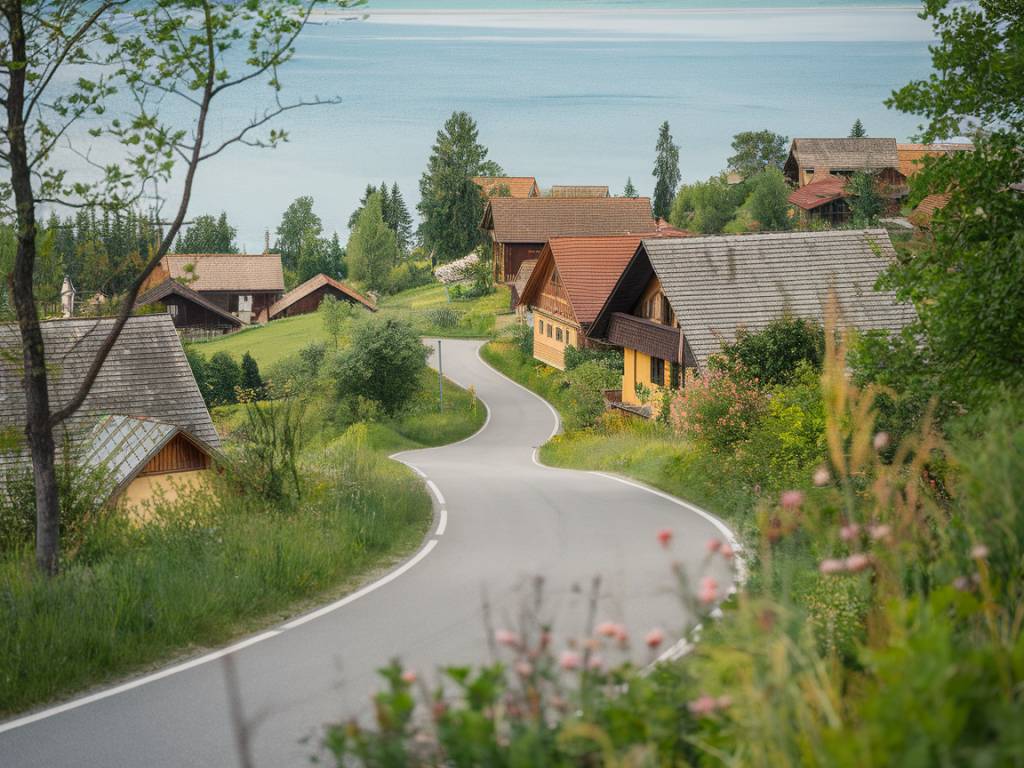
783 138 906 191
897 143 973 178
509 259 538 315
481 197 658 283
135 278 245 336
908 193 952 230
269 273 376 319
549 186 610 198
587 230 916 412
788 175 852 226
517 235 646 369
141 253 285 324
472 176 540 199
0 315 220 516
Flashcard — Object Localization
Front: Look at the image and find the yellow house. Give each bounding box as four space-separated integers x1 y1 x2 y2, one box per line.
587 230 918 414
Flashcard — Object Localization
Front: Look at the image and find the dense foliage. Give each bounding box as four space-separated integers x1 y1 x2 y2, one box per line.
349 182 415 254
348 193 401 292
651 121 681 220
726 129 789 179
712 317 825 386
175 213 237 254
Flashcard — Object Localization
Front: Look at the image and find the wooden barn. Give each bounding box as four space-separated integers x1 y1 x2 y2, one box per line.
481 197 657 284
784 138 907 193
135 278 244 336
269 273 376 319
897 143 973 178
787 175 853 226
472 176 540 199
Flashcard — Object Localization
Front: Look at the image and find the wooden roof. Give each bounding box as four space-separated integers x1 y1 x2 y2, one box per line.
472 176 539 199
269 273 376 318
908 193 952 229
510 258 538 305
135 278 244 326
788 175 849 210
787 138 900 171
482 197 656 244
161 253 285 293
549 185 610 198
896 143 974 177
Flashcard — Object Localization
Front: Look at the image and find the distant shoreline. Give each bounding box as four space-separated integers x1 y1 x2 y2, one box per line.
313 6 924 17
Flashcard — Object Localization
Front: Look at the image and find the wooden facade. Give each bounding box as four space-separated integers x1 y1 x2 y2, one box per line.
139 433 211 477
492 241 543 284
161 294 239 333
529 258 581 370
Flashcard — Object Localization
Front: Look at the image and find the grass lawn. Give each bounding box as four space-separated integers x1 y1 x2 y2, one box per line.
191 311 335 368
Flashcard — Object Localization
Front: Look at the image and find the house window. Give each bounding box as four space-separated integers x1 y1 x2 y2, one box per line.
546 323 553 338
660 295 672 324
650 357 665 387
166 303 179 318
670 362 681 389
538 319 544 334
556 327 563 342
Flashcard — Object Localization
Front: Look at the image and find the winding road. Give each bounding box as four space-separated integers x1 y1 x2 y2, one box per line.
0 339 738 767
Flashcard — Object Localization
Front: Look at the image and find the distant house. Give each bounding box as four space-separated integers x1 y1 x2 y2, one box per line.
141 253 285 324
269 273 376 320
897 143 973 178
481 197 658 283
549 185 610 198
788 175 852 226
0 315 220 516
509 259 538 315
135 278 244 336
472 176 540 199
784 138 906 192
588 230 915 412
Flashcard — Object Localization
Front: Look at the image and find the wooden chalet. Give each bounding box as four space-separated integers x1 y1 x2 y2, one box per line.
549 186 609 198
142 253 285 324
509 259 538 315
0 315 220 517
787 175 852 226
472 176 540 199
481 197 657 283
588 230 916 414
135 278 244 336
269 273 376 320
784 138 906 196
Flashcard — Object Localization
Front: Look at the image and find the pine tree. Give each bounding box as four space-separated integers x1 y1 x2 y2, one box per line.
849 119 867 138
390 182 414 254
349 184 378 230
176 212 238 254
623 177 638 198
348 193 400 291
240 352 264 397
652 121 681 220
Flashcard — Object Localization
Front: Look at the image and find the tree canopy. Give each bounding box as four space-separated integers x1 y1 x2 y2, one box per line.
623 177 638 198
849 118 867 138
747 169 793 231
347 193 400 292
176 213 237 254
652 121 681 220
727 130 789 179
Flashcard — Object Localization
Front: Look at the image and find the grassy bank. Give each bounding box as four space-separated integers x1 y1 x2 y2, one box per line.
0 370 485 716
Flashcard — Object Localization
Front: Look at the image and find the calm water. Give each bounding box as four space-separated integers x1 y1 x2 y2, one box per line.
77 4 936 248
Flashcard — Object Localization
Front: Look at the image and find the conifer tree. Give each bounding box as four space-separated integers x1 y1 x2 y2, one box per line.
240 352 264 397
849 118 867 138
652 121 681 220
348 193 400 291
390 182 414 254
623 177 638 198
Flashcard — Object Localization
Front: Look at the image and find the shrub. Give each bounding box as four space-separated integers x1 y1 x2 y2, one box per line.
240 352 264 397
668 365 768 451
711 316 825 386
185 347 210 404
425 306 463 329
206 351 242 406
228 394 306 506
562 359 620 429
563 344 623 372
320 295 353 349
503 320 534 358
385 260 433 294
328 317 430 415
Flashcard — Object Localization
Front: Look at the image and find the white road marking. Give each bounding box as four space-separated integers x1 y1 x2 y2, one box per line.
436 509 448 536
426 480 446 506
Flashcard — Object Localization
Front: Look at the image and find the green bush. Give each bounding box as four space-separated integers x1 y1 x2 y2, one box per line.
424 306 463 329
503 320 534 358
206 351 242 406
562 359 620 430
563 344 623 372
385 261 434 294
712 316 825 386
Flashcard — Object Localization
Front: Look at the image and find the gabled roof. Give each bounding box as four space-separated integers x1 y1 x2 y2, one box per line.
269 273 376 318
787 138 900 171
788 175 849 210
135 278 244 326
0 315 220 482
510 258 538 306
897 143 974 177
590 229 915 370
908 193 952 229
472 176 539 199
162 253 285 293
481 197 657 244
549 185 610 198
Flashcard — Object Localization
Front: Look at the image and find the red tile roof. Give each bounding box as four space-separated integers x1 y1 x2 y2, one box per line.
482 197 656 244
908 193 951 229
269 273 375 318
788 175 849 210
472 176 539 198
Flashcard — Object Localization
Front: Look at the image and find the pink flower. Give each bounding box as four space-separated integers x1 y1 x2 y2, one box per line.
495 629 520 649
716 695 733 710
596 621 619 638
845 553 871 573
559 650 582 671
587 655 604 671
644 628 665 649
515 661 533 677
613 624 629 646
706 538 722 554
840 524 860 542
698 576 719 605
953 576 971 592
869 524 891 542
780 490 805 510
657 529 673 548
873 432 890 451
401 670 417 684
813 466 831 487
719 543 735 560
687 695 719 716
819 558 846 575
971 543 989 560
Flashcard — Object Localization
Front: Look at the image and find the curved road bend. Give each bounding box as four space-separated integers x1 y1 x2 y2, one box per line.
0 339 736 768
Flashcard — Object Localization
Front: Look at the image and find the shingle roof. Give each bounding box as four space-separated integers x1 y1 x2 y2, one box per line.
269 273 376 318
638 229 915 369
790 138 900 171
162 254 285 293
788 175 849 210
549 185 610 198
473 176 539 198
511 259 538 305
482 197 656 243
908 193 951 229
897 143 974 177
135 278 244 326
0 315 220 482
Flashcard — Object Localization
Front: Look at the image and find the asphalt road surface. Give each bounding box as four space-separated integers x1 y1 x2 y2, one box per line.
1 339 738 767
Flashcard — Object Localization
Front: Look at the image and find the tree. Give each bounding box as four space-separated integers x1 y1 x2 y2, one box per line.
711 317 825 386
328 316 430 415
652 121 681 220
747 169 793 231
847 172 884 226
0 0 350 575
389 182 414 254
849 119 867 138
240 352 264 397
623 177 638 198
320 294 352 349
276 196 323 272
176 212 237 254
670 177 740 234
727 130 790 179
207 352 242 407
418 111 496 263
347 193 400 292
348 184 378 230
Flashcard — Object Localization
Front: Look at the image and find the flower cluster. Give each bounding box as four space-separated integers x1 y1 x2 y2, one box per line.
668 364 768 452
434 252 480 285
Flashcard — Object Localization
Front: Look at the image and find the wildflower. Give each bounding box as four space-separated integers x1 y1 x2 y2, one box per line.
657 529 673 548
401 670 417 685
840 523 860 542
596 621 619 638
559 650 582 671
495 629 520 649
716 695 733 710
971 543 989 560
687 695 719 716
780 490 804 510
845 553 871 573
873 431 890 451
719 543 735 560
706 538 722 553
588 655 604 671
953 576 971 592
819 558 846 575
613 624 629 646
698 576 719 605
813 466 831 487
644 628 665 649
868 524 891 542
515 661 533 677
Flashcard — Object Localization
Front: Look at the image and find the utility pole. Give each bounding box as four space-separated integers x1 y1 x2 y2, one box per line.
437 339 444 410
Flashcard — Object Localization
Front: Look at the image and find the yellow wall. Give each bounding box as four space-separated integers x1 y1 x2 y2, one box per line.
532 310 578 370
120 469 211 523
622 347 661 405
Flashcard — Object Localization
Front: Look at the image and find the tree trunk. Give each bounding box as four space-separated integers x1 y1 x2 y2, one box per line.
5 2 62 575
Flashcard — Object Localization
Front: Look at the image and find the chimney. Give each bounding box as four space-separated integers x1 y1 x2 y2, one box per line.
264 230 270 254
60 276 76 318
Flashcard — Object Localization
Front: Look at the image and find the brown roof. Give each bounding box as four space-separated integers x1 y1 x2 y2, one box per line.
788 175 849 210
606 313 696 366
518 235 644 327
162 254 285 293
482 197 657 244
897 143 974 177
472 176 539 199
908 193 952 229
135 278 244 326
788 138 900 171
510 259 538 306
269 273 376 318
549 185 609 198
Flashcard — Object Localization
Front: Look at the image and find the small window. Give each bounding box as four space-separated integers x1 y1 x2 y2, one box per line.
546 323 553 338
660 295 672 324
538 319 544 334
650 357 665 387
166 303 179 318
670 362 681 389
556 327 563 342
